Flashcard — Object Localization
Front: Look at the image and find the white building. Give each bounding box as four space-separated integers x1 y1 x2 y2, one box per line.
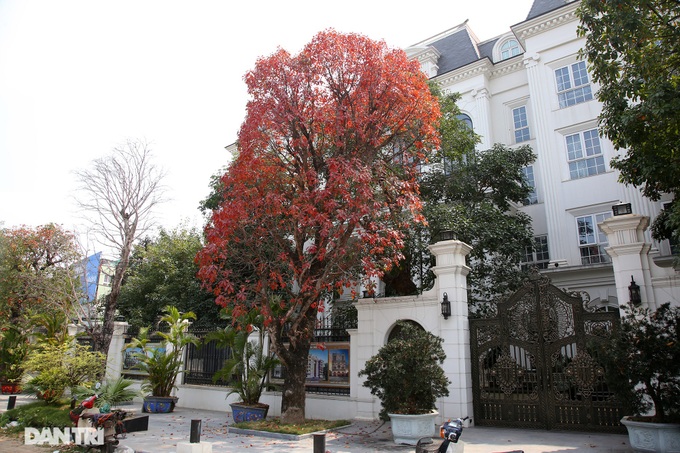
406 0 676 308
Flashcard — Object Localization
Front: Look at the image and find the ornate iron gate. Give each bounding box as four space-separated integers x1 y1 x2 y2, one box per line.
470 272 625 432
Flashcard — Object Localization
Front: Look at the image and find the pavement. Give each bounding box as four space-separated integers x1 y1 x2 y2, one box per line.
1 394 633 453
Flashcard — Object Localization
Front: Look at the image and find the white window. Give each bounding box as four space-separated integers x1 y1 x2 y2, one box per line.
500 39 521 60
576 212 612 265
555 61 593 108
513 106 530 143
524 235 550 269
565 129 605 179
522 166 538 205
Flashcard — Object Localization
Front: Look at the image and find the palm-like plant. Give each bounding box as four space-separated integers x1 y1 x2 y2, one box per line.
126 306 199 398
73 377 138 408
208 308 278 406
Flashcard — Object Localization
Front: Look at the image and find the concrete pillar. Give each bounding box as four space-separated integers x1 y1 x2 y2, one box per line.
599 214 655 310
105 321 129 381
428 239 473 421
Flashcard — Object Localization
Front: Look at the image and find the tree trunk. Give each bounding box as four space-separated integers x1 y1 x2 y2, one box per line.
280 333 312 424
274 305 320 425
90 243 131 359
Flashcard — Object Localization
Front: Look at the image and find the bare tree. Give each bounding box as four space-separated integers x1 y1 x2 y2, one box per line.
75 138 166 356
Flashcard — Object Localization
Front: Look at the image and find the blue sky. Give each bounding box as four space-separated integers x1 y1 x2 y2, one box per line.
0 0 534 244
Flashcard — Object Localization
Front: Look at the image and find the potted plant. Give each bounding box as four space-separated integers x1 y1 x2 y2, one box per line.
126 305 199 413
359 321 450 445
0 324 29 394
208 307 279 422
596 302 680 453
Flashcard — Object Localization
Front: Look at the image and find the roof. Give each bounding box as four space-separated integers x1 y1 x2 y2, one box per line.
526 0 574 20
429 28 483 75
412 0 574 78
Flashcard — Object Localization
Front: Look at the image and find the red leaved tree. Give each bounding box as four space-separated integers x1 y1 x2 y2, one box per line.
196 30 440 423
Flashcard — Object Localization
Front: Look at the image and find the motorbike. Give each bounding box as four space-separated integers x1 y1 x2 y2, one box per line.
69 393 128 452
416 417 524 453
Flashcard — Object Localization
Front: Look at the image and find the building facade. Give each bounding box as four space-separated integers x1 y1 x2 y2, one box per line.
78 252 116 306
406 0 676 308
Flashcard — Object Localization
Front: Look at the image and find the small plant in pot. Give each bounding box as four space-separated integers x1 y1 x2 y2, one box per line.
208 307 279 422
126 305 199 413
359 321 450 445
595 302 680 453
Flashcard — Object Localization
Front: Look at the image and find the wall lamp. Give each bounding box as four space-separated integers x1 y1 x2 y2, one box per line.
441 292 451 320
628 276 641 306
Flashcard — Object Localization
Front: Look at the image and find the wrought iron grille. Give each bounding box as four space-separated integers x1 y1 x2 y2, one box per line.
470 272 625 433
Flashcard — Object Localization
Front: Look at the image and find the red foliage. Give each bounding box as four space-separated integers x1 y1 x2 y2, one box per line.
196 31 439 414
0 224 81 320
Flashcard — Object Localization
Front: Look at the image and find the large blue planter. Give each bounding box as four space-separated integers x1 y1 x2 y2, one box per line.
142 396 178 413
230 402 269 422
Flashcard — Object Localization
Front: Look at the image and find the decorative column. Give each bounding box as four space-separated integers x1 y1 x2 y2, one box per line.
524 52 567 265
428 238 473 422
471 88 492 151
599 214 655 310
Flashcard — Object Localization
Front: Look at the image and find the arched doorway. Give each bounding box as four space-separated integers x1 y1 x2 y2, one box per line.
386 320 424 343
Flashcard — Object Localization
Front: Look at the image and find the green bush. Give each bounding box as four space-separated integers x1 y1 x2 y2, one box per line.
0 400 72 433
359 321 450 420
595 302 680 423
22 340 105 404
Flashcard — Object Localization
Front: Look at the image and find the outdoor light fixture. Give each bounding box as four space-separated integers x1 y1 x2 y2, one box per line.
628 276 641 306
441 292 451 320
612 202 632 216
440 230 456 241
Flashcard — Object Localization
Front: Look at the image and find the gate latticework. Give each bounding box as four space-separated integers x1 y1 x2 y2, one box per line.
470 272 625 432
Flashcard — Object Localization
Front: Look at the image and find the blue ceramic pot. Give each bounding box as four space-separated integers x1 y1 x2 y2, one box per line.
230 402 269 422
142 396 178 413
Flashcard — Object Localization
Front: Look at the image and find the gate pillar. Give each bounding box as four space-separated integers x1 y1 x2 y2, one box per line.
599 214 655 310
429 239 473 422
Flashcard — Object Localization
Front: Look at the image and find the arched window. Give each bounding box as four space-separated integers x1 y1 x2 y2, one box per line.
456 113 473 130
500 39 521 60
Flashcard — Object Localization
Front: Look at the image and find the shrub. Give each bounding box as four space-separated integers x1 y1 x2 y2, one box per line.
359 321 450 420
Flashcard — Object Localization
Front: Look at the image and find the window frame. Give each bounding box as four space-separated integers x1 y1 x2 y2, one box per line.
522 165 538 205
523 235 550 270
576 212 612 265
512 105 531 144
565 128 606 179
554 60 593 108
500 39 521 60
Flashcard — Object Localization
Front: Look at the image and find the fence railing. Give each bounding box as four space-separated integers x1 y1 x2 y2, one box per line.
183 329 231 387
122 306 358 393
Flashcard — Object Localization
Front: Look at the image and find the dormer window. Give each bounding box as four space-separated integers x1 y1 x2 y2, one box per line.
500 39 521 60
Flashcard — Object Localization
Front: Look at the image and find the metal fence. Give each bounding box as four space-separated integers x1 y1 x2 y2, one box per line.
181 305 357 392
183 329 232 387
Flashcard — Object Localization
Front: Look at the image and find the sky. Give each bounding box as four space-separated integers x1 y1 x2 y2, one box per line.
0 0 535 246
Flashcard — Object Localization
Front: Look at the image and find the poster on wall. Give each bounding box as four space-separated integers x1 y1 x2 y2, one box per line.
122 343 165 376
307 346 328 381
270 343 350 387
328 348 349 383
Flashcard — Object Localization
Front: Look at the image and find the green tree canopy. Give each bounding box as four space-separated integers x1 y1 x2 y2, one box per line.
388 93 536 314
578 0 680 244
118 227 219 329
